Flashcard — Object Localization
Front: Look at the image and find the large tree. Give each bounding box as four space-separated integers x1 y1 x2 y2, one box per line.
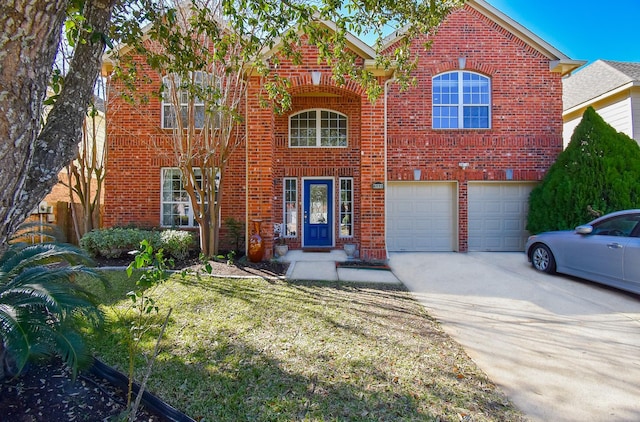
0 0 116 254
111 0 464 257
527 107 640 234
0 0 462 256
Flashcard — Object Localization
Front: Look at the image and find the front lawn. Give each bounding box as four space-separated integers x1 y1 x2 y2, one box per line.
86 271 525 421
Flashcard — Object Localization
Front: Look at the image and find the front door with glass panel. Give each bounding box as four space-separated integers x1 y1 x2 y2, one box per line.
303 180 333 247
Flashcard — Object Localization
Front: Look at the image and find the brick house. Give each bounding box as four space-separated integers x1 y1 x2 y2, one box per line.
102 0 583 260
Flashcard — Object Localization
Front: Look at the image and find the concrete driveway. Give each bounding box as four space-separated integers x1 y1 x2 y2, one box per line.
389 252 640 422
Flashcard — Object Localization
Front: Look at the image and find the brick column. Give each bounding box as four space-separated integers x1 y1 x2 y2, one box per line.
359 97 387 261
246 79 275 259
458 179 468 252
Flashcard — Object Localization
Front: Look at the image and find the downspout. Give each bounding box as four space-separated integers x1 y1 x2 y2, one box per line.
384 76 396 260
244 80 249 258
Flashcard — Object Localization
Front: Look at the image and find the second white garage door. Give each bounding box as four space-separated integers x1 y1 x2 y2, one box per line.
468 182 536 251
386 182 457 251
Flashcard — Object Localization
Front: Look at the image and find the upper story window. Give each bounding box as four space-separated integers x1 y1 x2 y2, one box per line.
289 109 347 147
432 71 491 129
162 72 206 129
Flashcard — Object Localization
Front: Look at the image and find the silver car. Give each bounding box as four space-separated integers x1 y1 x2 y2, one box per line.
525 209 640 294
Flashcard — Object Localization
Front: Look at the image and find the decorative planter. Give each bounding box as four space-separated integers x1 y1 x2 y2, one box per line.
248 220 265 262
343 243 356 259
275 244 289 257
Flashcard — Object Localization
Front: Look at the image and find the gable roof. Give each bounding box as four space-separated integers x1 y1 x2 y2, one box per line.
563 60 640 111
383 0 584 76
262 18 377 62
259 19 391 76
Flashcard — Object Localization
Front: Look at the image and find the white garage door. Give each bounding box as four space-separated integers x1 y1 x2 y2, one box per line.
387 182 457 251
468 182 536 251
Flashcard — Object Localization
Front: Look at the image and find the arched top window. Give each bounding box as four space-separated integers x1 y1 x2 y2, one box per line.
432 71 491 129
289 109 347 147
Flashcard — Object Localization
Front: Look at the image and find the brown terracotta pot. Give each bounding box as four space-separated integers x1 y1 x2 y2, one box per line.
248 220 265 262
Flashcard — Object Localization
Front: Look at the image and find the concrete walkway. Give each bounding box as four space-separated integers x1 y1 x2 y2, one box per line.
389 252 640 422
280 250 401 284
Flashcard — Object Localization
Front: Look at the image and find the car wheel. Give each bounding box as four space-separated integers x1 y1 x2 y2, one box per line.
530 244 556 274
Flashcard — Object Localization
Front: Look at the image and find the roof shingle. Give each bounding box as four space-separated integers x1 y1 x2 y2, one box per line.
563 60 640 110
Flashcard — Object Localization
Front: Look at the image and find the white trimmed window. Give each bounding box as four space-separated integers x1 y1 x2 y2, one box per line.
162 72 205 129
289 109 347 147
432 71 491 129
284 178 298 237
339 178 353 238
161 168 201 227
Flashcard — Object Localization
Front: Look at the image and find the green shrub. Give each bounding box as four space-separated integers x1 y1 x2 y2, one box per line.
80 228 193 260
527 107 640 233
159 230 193 260
80 228 148 258
223 217 245 253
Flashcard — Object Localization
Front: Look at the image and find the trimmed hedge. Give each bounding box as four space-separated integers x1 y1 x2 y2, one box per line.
80 228 194 260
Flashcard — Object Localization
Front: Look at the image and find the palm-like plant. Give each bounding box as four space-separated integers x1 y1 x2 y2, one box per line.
0 241 106 379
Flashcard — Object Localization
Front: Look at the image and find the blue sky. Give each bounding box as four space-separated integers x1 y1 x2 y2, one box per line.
484 0 640 64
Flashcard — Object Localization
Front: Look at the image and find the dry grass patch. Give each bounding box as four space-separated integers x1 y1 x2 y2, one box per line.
87 272 526 421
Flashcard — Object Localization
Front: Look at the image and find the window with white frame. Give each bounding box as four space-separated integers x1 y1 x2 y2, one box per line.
284 178 297 237
339 178 353 238
432 71 491 129
289 109 347 147
162 72 206 129
161 168 201 227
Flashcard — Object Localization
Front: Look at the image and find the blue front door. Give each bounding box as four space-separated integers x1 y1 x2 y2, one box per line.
303 180 333 247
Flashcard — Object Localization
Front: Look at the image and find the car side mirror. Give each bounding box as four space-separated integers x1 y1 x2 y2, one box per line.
575 225 593 235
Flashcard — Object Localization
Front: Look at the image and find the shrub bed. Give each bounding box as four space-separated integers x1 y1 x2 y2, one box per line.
80 228 194 260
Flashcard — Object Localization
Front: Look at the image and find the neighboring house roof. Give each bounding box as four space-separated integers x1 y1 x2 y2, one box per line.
383 0 584 76
563 60 640 111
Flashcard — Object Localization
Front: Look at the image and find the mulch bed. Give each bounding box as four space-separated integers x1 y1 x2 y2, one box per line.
0 359 162 422
93 252 289 278
336 260 392 271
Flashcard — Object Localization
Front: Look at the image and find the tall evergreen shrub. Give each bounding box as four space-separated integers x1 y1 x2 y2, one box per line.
527 107 640 233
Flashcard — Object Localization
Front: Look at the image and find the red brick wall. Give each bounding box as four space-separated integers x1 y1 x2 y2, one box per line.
272 88 362 251
245 40 388 260
103 45 247 251
386 5 564 251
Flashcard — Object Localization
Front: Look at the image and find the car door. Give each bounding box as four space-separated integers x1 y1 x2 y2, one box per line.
624 229 640 285
563 214 636 284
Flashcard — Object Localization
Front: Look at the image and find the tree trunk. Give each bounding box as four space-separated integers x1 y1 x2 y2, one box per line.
0 0 116 254
199 217 212 258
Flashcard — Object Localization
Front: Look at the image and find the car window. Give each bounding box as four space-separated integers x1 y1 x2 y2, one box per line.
592 214 640 237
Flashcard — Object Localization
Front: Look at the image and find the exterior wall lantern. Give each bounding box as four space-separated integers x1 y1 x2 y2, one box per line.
506 169 514 180
311 71 322 86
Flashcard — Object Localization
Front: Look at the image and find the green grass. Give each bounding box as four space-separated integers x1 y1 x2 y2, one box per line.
84 271 525 421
